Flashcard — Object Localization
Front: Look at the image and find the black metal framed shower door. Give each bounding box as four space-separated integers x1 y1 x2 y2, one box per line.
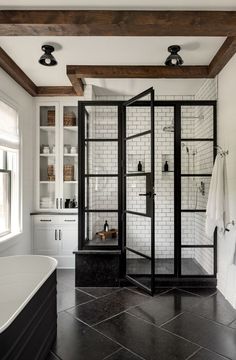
122 87 156 295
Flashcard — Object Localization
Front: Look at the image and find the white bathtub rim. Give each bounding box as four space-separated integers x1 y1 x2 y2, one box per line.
0 255 58 334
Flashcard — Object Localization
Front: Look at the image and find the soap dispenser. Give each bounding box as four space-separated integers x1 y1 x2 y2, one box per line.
104 220 109 232
164 161 169 172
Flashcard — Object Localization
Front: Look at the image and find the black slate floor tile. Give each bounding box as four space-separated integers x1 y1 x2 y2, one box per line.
190 348 228 360
188 292 236 326
95 312 199 360
52 311 119 360
163 312 236 360
104 348 141 360
67 288 149 325
159 288 203 311
57 288 94 312
127 297 181 326
180 288 217 297
78 287 121 298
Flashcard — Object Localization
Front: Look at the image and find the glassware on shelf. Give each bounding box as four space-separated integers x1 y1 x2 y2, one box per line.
40 196 54 209
47 165 55 181
47 110 55 126
64 111 76 126
64 164 74 181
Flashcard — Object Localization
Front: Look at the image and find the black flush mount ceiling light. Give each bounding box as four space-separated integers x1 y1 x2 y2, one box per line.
39 45 57 66
165 45 184 66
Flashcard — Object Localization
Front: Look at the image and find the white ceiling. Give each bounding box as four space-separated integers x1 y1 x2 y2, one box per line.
0 36 225 95
0 2 229 95
91 79 207 96
0 0 236 10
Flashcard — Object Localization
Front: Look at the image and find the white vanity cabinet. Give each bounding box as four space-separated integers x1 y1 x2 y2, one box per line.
32 215 78 268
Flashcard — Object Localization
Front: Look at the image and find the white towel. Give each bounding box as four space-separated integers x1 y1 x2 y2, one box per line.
205 153 229 237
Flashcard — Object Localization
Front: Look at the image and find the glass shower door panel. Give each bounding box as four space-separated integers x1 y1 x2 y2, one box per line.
181 176 211 210
181 248 214 275
181 106 214 139
181 141 214 175
123 88 155 295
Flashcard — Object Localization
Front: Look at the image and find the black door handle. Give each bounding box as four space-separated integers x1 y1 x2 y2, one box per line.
139 192 152 197
139 192 156 198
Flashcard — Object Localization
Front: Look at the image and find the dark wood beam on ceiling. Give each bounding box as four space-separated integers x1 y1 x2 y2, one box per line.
0 47 80 96
67 65 210 79
0 47 37 96
208 37 236 77
1 10 236 36
67 66 84 96
37 86 77 96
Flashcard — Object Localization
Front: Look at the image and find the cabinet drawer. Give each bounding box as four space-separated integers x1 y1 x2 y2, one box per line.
57 216 78 225
33 215 78 225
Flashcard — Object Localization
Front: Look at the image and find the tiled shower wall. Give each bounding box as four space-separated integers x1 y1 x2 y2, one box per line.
86 81 217 274
193 79 217 274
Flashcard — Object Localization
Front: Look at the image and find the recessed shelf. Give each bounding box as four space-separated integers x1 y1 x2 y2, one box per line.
162 171 174 173
64 181 77 183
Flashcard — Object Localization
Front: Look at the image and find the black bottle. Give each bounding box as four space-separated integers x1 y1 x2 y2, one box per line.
138 161 142 172
104 220 109 232
164 161 169 172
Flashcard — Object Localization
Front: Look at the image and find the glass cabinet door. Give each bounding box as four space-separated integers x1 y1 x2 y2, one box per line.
39 104 59 210
61 105 78 211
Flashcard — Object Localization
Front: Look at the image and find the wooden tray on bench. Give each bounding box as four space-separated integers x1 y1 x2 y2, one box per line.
96 229 118 241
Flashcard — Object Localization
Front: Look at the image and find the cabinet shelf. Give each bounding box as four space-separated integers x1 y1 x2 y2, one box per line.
40 154 55 157
64 153 78 157
64 126 77 131
40 126 55 131
38 102 78 212
40 181 55 184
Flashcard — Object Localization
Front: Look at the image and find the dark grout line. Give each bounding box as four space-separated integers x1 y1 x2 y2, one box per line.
182 309 236 330
75 287 98 299
160 322 233 360
184 347 202 360
65 310 146 360
102 348 122 360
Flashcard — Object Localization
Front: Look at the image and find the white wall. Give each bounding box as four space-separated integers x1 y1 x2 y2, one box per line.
0 69 34 256
217 54 236 306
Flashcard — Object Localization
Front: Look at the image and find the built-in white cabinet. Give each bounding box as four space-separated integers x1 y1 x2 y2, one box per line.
36 101 78 212
32 215 78 268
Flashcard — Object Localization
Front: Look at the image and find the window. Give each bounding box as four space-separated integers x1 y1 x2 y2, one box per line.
0 100 20 238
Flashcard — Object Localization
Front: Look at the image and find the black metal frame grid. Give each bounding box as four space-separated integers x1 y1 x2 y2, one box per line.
78 99 217 281
78 101 123 250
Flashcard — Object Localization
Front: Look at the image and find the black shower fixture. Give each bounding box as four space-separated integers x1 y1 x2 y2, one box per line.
165 45 184 66
39 45 57 66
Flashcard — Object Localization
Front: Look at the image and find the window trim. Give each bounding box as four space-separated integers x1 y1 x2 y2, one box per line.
0 92 22 242
0 169 11 237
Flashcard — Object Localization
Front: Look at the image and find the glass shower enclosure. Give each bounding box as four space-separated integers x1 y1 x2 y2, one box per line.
78 90 217 294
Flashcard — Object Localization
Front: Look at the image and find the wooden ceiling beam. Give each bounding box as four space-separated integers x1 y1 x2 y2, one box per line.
208 37 236 77
67 65 210 79
67 66 84 96
0 47 37 96
36 86 77 97
1 10 236 36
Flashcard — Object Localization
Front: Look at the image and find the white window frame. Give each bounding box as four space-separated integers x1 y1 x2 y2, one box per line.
0 94 22 242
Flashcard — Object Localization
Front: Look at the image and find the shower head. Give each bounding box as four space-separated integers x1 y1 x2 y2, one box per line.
163 124 174 133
